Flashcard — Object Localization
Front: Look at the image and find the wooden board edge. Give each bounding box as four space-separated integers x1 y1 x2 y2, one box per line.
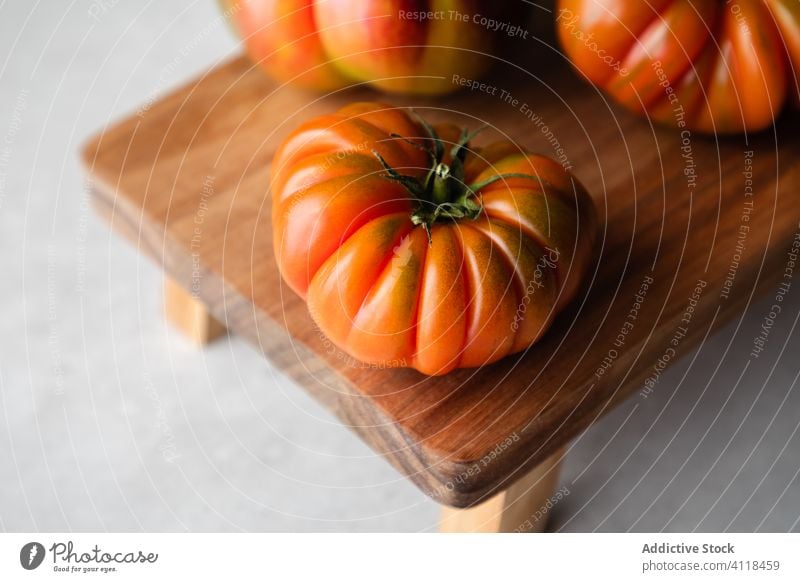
83 175 516 507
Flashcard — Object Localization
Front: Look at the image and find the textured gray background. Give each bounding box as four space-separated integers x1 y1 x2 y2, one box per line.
1 1 798 532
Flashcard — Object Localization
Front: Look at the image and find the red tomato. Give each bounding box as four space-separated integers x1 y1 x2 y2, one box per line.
220 0 528 95
557 0 800 133
271 103 598 375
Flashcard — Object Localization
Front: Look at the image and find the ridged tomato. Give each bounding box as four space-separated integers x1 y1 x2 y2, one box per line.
271 103 598 375
220 0 526 95
557 0 800 133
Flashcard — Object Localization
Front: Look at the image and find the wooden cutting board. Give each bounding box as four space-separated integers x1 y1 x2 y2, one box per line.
82 54 800 508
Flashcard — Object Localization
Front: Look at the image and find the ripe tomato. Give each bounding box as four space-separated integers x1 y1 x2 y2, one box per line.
271 103 598 375
557 0 800 133
220 0 527 95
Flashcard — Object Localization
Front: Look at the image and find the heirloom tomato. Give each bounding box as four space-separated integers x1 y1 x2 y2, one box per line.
221 0 527 95
558 0 800 133
271 103 598 375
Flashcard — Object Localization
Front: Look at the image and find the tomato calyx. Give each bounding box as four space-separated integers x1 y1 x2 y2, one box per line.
373 116 536 244
373 120 482 221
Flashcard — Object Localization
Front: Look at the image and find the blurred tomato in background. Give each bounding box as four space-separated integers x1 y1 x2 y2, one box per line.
220 0 532 95
557 0 800 133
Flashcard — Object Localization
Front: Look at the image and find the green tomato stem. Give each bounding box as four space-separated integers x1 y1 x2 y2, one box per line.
373 116 540 243
431 163 453 205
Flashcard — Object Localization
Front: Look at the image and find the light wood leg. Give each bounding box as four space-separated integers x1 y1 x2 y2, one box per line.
439 448 565 533
164 277 226 345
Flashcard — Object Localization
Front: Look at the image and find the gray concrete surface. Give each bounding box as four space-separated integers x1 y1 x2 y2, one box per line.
1 0 798 532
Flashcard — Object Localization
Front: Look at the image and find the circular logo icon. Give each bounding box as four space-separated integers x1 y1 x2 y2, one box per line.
20 542 45 570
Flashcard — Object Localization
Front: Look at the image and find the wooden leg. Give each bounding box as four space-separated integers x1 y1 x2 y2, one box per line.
439 448 565 533
163 277 226 345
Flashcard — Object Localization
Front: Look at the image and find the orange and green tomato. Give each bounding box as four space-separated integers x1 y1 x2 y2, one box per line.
221 0 525 95
271 102 598 375
557 0 800 133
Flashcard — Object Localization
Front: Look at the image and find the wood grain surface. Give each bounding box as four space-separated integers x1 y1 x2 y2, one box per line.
82 54 800 508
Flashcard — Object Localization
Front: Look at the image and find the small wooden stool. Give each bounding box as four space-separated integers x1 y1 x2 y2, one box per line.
82 56 799 531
